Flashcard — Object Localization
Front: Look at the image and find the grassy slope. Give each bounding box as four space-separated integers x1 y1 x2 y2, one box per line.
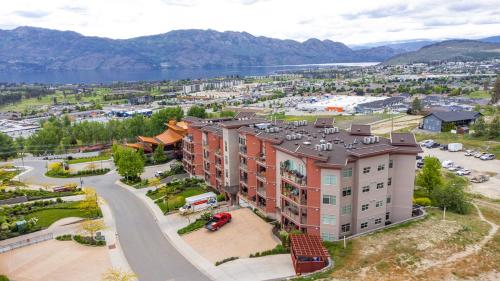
67 155 110 164
25 202 94 228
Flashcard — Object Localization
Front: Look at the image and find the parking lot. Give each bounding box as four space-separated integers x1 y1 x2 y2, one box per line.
181 208 280 263
422 147 500 199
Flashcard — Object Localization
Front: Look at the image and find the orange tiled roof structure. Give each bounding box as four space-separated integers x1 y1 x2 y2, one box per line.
126 120 187 152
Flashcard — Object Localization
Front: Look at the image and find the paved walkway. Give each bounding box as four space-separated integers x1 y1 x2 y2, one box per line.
116 181 296 281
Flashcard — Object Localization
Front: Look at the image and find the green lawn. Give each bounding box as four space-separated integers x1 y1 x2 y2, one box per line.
153 187 207 213
67 154 111 164
25 208 91 228
468 90 490 99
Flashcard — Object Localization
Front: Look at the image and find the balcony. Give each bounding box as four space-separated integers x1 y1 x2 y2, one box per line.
256 171 266 182
240 162 248 171
282 207 307 225
257 186 266 197
239 145 248 155
256 153 266 166
215 148 222 157
282 183 307 205
280 168 307 186
183 135 194 143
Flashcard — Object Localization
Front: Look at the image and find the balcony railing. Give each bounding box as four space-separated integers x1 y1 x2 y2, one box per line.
256 171 266 182
240 162 248 171
257 187 266 197
215 149 222 157
280 168 307 186
282 188 307 205
183 135 194 143
256 154 266 165
282 207 307 225
239 146 247 155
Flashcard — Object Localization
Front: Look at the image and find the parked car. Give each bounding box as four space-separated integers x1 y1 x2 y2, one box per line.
447 165 460 171
204 212 232 231
456 169 471 176
439 144 448 150
464 150 475 156
474 152 484 158
429 142 441 148
480 154 496 160
155 171 164 177
471 175 489 183
417 159 424 169
420 139 434 146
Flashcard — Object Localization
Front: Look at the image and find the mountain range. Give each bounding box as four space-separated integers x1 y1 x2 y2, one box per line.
0 26 499 71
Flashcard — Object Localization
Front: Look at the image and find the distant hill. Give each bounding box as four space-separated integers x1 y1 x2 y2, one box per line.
0 27 406 71
351 40 438 52
384 40 500 64
480 36 500 43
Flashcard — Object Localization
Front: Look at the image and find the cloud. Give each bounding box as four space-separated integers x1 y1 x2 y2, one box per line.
448 2 483 12
160 0 198 7
60 6 88 14
297 18 314 25
235 0 270 5
423 18 469 27
344 3 410 19
12 10 50 19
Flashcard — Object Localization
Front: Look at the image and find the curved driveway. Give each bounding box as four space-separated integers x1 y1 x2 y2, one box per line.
12 159 209 281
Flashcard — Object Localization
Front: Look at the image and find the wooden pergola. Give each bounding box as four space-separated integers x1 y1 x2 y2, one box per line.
290 234 329 275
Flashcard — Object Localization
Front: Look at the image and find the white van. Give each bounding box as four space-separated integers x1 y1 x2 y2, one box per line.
448 143 463 152
179 192 217 214
441 160 454 168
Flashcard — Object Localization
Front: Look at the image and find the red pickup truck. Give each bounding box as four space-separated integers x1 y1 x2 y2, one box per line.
204 212 232 231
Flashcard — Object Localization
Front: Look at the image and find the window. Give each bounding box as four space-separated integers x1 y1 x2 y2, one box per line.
321 215 336 225
388 177 392 186
361 222 368 229
389 159 393 168
386 212 390 220
323 175 337 185
224 156 228 164
362 186 370 193
342 168 353 177
376 182 384 189
376 200 383 207
361 204 369 211
224 141 228 152
363 167 371 174
378 164 385 171
321 232 335 241
342 186 352 197
342 205 352 215
322 195 336 205
375 218 382 225
225 169 228 177
341 223 351 233
387 196 391 204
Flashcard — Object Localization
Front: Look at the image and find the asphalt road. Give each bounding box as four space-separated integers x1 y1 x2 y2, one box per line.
11 159 210 281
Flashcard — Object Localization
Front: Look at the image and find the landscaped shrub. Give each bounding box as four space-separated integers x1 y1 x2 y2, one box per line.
215 257 239 266
0 274 10 281
414 197 431 206
216 194 226 202
249 244 289 258
177 219 208 235
73 235 106 246
55 234 72 241
46 168 110 178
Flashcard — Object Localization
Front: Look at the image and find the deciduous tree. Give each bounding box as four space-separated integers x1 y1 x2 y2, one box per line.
416 156 443 195
80 219 106 240
101 268 138 281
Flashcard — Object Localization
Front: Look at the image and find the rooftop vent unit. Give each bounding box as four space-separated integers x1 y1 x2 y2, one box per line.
286 134 292 141
326 142 333 150
353 138 358 144
303 141 311 145
374 136 380 143
321 143 327 150
296 133 302 139
334 127 339 133
363 137 370 144
315 144 321 150
293 121 299 127
320 139 326 144
265 128 270 133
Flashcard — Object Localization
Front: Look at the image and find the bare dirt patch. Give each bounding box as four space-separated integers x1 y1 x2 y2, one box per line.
0 239 111 281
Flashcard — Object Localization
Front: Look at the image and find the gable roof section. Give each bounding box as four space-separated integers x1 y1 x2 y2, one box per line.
425 111 481 122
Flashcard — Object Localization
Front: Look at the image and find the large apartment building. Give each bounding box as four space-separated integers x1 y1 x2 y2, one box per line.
182 114 422 241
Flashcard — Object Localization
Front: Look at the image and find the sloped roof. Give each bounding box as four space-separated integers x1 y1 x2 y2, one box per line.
137 136 160 145
155 129 184 145
425 111 481 122
290 234 329 258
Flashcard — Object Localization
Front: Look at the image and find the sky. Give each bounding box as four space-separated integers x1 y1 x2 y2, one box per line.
1 0 500 45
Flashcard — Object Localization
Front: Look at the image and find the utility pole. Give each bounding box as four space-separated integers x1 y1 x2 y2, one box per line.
443 206 446 221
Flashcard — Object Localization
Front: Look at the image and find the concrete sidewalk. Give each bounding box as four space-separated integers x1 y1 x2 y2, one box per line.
115 181 296 281
99 198 133 272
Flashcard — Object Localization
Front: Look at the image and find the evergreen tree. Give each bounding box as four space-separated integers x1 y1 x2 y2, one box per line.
187 105 207 119
492 76 500 104
472 117 487 137
152 145 167 164
0 133 17 160
411 97 422 114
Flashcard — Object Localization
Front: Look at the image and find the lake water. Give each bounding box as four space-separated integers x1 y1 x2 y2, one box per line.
0 62 379 84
